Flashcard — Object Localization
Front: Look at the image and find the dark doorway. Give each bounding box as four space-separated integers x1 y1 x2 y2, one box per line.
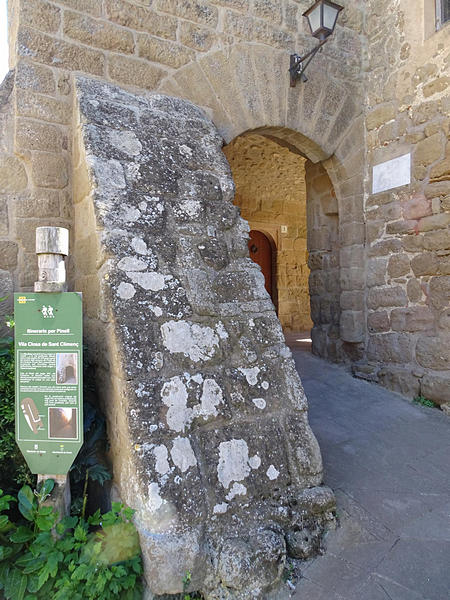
248 230 273 299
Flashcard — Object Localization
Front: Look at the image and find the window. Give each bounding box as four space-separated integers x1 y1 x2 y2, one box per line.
437 0 450 28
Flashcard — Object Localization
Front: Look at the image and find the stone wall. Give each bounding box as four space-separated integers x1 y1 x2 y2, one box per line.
73 75 335 598
306 161 342 361
223 133 312 331
358 0 450 405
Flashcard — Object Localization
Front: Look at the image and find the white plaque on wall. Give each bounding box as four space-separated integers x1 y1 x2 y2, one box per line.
372 153 411 194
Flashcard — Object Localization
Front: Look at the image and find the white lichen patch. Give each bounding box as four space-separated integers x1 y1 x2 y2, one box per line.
131 236 148 255
249 455 261 470
153 445 170 475
147 482 163 512
225 482 247 501
109 129 142 156
161 376 190 433
213 502 228 514
160 320 220 363
216 321 228 339
261 381 269 390
118 256 148 271
252 398 266 410
266 465 280 480
238 367 260 386
117 282 136 299
217 439 251 489
127 271 166 291
170 437 197 473
179 144 193 157
150 305 163 317
195 379 223 419
90 157 126 189
178 198 202 218
120 205 141 223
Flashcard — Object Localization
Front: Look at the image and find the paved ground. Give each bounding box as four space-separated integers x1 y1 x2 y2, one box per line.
285 338 450 600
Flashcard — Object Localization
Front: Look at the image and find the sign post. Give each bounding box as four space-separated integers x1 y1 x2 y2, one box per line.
14 227 83 516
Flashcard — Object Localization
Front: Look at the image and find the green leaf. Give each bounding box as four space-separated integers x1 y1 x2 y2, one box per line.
10 527 34 543
5 568 27 600
18 487 36 522
0 514 10 532
37 506 53 517
35 513 56 532
73 524 87 542
38 479 54 499
0 545 13 560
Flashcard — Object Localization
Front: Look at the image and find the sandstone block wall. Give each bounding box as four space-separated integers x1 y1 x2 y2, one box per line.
224 133 312 331
358 0 450 405
73 75 335 598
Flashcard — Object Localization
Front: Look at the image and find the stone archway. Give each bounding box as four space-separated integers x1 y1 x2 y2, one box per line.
159 43 367 360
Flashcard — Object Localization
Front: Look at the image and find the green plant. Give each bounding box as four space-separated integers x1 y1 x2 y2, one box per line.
181 571 203 600
413 395 437 409
0 482 143 600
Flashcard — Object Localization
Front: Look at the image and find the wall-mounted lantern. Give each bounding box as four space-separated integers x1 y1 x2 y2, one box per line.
290 0 344 87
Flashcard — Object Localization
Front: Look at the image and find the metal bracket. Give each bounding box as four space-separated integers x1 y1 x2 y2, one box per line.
289 39 327 87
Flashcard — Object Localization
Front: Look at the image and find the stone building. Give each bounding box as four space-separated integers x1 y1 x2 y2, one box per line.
0 0 449 597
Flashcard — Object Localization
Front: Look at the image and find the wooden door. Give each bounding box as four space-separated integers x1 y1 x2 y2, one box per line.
248 230 273 298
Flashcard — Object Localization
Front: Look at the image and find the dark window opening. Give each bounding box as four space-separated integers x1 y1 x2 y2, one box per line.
438 0 450 26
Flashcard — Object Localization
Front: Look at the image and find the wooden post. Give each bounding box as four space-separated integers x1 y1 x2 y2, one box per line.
35 227 71 516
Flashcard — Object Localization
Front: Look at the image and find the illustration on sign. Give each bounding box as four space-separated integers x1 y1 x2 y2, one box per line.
14 292 83 474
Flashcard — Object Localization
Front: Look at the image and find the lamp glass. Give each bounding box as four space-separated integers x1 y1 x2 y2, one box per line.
307 5 322 34
323 3 339 30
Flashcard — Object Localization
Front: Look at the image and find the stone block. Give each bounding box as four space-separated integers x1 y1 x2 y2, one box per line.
340 310 364 343
105 0 177 38
386 219 417 234
64 11 135 53
423 77 450 98
0 200 8 236
367 333 413 363
339 246 364 268
179 21 217 52
388 254 410 278
402 234 424 252
366 104 395 130
31 151 68 189
369 239 402 257
20 0 61 34
429 155 450 183
340 267 365 291
417 212 450 232
414 133 444 168
53 0 103 16
377 367 420 399
366 257 386 288
107 55 166 90
402 193 432 219
428 275 450 310
367 286 407 310
0 155 28 192
340 291 364 311
425 181 450 199
15 189 61 218
339 222 365 246
154 0 219 26
138 35 194 69
17 27 105 76
16 90 70 124
407 278 423 302
367 202 402 222
253 0 282 24
367 311 390 333
421 375 450 405
416 335 450 370
390 307 434 333
411 252 439 276
15 118 65 153
0 242 18 269
366 220 384 244
423 229 450 251
15 61 55 93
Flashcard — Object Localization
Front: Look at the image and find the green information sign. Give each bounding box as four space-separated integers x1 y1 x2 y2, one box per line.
14 293 83 474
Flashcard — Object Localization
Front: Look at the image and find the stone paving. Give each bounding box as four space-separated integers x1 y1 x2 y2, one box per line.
287 338 450 600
